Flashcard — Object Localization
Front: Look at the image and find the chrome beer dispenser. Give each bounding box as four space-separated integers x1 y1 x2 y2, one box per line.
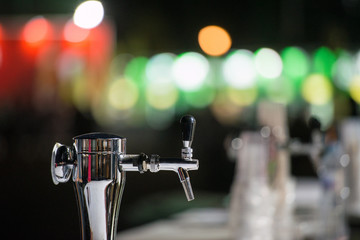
50 115 199 240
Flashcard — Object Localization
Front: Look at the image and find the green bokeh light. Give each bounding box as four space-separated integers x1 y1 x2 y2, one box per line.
183 85 216 108
124 56 148 85
265 76 296 104
281 46 309 83
313 47 336 78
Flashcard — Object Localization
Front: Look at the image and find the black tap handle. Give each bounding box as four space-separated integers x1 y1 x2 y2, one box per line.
180 115 196 142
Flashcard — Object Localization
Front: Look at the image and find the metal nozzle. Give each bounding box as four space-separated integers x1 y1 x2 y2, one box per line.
178 167 195 201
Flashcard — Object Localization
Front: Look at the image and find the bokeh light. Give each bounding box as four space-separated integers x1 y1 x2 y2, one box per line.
313 47 336 78
146 81 178 110
281 46 309 81
56 50 85 82
145 53 178 110
107 78 139 111
73 0 104 29
265 76 295 104
309 101 334 130
349 75 360 103
109 54 134 79
211 90 244 126
0 24 2 42
72 74 89 112
226 87 258 106
23 16 51 45
91 99 112 127
63 19 90 43
0 25 2 68
198 25 232 57
0 33 2 68
56 51 85 104
333 50 354 91
124 56 148 85
222 50 257 89
302 74 333 105
254 48 283 79
146 53 175 82
355 50 360 74
145 106 175 130
172 52 209 91
184 85 216 108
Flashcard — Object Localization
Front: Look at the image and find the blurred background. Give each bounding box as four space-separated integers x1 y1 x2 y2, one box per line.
1 0 360 239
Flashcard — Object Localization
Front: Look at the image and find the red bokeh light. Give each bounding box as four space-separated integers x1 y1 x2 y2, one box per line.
22 16 52 46
63 20 90 44
0 24 3 67
0 16 114 106
0 24 3 41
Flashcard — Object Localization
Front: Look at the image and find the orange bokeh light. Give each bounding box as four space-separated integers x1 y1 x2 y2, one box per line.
198 25 232 57
23 16 51 45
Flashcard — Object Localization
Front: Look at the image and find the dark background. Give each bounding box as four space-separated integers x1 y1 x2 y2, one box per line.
0 0 359 239
1 0 359 51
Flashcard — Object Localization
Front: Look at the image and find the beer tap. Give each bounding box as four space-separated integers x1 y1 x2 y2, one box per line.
286 117 324 168
51 115 199 240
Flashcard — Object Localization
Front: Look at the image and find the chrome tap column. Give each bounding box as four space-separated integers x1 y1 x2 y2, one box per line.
52 134 126 240
51 115 199 240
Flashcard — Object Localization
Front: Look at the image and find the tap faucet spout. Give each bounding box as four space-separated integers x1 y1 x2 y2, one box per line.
178 167 195 201
119 154 198 200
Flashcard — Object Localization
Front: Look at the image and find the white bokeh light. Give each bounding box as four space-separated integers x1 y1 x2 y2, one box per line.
254 48 283 79
354 51 360 74
146 53 175 83
73 0 104 29
222 50 256 89
172 52 209 91
333 51 354 91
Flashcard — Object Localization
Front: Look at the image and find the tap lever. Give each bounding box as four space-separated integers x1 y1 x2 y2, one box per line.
178 168 195 201
179 115 197 200
180 115 196 148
